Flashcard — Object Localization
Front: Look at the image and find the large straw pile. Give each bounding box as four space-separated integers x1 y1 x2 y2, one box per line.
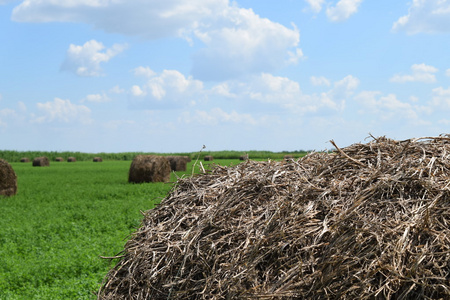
166 156 188 172
128 155 171 183
99 136 450 299
32 156 49 167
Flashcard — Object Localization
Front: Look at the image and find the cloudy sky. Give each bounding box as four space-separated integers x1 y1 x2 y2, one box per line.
1 0 450 153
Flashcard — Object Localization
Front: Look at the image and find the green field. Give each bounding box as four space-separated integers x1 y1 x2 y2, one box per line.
0 159 240 299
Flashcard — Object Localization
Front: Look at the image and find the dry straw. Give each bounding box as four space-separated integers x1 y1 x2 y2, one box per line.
93 157 103 162
99 136 450 299
55 157 64 162
128 155 171 183
32 157 49 167
0 159 17 197
67 157 76 162
20 157 30 163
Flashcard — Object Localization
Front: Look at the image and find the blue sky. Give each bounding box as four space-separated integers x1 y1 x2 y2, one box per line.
1 0 450 153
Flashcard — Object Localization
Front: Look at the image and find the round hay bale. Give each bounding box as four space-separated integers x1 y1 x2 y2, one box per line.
239 154 249 160
283 154 293 160
166 156 187 172
204 155 213 161
55 157 64 162
67 157 76 162
99 136 450 299
32 157 49 167
184 156 192 162
20 157 30 163
93 157 103 162
128 155 171 183
0 159 17 197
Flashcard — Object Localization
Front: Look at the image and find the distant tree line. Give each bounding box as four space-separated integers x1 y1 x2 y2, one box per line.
0 150 310 162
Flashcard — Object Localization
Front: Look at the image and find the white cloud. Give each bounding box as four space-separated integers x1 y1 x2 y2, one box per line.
211 73 358 115
82 93 111 103
12 0 229 38
130 68 204 108
325 75 359 107
0 108 16 127
17 101 27 112
61 40 127 77
191 6 300 80
33 98 92 124
131 85 145 97
12 1 300 81
305 0 325 13
393 0 450 34
326 0 363 22
390 63 438 83
133 66 156 78
430 86 450 109
179 108 258 126
110 85 125 94
310 76 331 86
354 91 427 122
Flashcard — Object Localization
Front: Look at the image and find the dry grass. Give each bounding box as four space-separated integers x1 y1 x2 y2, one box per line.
67 157 77 162
0 159 17 197
55 157 64 162
204 155 214 161
93 157 103 162
99 136 450 299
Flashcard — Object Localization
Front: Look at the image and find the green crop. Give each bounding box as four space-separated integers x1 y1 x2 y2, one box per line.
0 161 190 299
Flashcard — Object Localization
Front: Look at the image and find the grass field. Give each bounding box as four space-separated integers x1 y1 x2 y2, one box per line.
0 159 239 299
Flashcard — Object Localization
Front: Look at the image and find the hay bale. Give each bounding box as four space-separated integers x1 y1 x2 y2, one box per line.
55 157 64 162
99 136 450 299
239 154 249 160
166 156 187 172
204 155 213 161
283 154 293 160
184 156 192 162
0 159 17 197
67 157 76 162
93 157 103 162
20 157 30 163
128 155 170 183
32 157 49 167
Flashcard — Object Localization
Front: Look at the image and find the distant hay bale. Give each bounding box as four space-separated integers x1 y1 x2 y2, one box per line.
0 159 17 197
20 157 30 163
204 155 213 161
67 157 76 162
283 155 293 160
166 156 188 172
99 136 450 299
32 157 49 167
93 157 103 162
55 157 64 162
128 155 171 183
239 154 249 160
